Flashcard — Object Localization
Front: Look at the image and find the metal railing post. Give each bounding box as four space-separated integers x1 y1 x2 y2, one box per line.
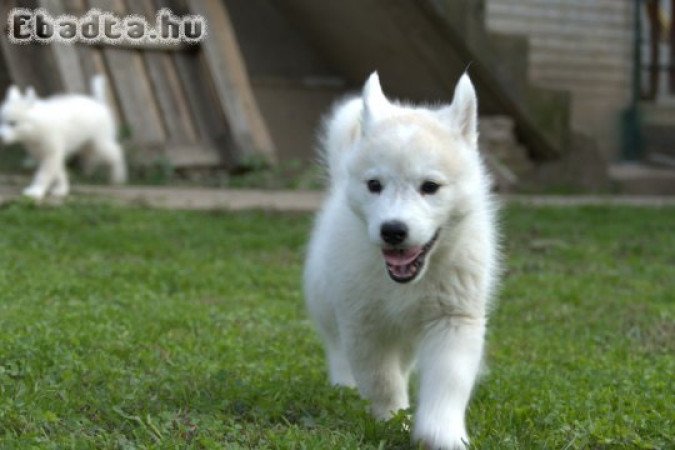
621 0 644 160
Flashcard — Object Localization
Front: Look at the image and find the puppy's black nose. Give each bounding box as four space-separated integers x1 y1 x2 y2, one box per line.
381 221 408 245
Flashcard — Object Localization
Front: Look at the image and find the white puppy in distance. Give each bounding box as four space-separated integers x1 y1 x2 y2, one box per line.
304 72 499 449
0 76 127 199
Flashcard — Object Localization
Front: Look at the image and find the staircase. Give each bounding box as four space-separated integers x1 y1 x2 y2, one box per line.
641 103 675 162
226 0 605 189
609 103 675 195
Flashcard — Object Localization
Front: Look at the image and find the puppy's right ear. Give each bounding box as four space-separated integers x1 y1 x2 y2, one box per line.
361 72 394 134
6 85 21 102
436 73 478 146
24 87 37 104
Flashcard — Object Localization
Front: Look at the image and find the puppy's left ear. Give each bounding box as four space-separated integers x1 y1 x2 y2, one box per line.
438 73 478 145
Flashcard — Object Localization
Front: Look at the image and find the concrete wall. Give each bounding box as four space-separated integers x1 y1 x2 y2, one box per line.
486 0 635 160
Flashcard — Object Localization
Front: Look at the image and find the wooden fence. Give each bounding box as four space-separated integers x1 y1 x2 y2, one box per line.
0 0 276 170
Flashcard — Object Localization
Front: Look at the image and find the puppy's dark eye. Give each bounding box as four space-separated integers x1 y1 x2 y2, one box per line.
367 179 383 194
420 181 441 195
5 120 16 127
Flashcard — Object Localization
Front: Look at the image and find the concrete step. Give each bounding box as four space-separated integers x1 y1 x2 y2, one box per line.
277 0 572 161
642 125 675 158
609 163 675 195
479 115 533 191
428 0 572 161
641 102 675 126
640 103 675 158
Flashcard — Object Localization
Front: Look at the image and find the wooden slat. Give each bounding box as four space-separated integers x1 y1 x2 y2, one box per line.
87 0 165 146
161 0 237 168
51 42 88 93
172 48 234 166
144 50 200 145
187 0 277 166
39 0 87 93
126 0 199 147
61 0 123 126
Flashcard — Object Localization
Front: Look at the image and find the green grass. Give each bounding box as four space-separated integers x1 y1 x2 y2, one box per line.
0 201 672 449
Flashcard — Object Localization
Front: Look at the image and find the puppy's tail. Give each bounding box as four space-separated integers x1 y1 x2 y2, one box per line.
319 96 363 185
90 74 108 105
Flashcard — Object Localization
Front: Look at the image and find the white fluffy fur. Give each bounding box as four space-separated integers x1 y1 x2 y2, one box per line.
304 72 499 449
0 76 127 199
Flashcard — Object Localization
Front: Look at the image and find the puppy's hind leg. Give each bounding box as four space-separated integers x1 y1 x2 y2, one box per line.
94 139 127 184
50 163 70 197
79 145 100 178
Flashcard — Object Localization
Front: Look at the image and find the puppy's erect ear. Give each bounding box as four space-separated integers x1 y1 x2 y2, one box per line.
361 72 394 133
438 73 478 145
6 85 21 102
24 87 37 104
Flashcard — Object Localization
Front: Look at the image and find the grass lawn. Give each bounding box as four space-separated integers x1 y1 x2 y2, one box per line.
0 201 672 449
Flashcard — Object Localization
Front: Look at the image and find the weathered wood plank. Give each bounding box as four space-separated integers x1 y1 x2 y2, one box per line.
87 0 165 146
126 0 199 147
172 48 233 167
144 50 201 145
187 0 277 166
159 0 230 165
39 0 87 93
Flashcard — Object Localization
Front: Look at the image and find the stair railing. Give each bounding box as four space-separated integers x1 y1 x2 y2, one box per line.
640 0 674 101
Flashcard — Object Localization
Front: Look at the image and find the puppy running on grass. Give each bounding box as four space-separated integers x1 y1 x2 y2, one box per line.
304 72 499 449
0 75 127 199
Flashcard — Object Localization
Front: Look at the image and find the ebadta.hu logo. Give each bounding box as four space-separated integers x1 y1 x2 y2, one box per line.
7 8 207 45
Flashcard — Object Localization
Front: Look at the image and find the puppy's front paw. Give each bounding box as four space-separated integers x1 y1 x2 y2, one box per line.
22 186 46 200
413 422 469 450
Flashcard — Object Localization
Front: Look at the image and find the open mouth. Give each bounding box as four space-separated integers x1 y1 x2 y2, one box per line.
381 230 440 283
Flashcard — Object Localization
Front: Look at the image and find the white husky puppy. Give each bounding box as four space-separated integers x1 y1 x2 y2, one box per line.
304 72 498 449
0 76 127 199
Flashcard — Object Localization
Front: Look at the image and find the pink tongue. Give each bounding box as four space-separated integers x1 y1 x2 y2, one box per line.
382 247 423 266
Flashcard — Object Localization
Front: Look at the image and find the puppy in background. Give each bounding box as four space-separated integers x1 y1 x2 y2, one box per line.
0 76 127 199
